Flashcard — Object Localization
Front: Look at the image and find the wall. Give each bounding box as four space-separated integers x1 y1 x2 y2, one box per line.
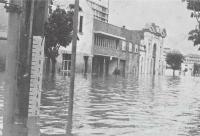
108 58 118 74
181 63 193 76
120 29 141 75
88 0 109 8
57 0 94 73
0 39 7 56
143 31 164 75
93 19 122 37
139 51 146 74
92 19 126 59
0 38 7 72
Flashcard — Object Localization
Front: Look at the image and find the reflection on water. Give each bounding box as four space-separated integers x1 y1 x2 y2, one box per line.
1 72 200 136
40 74 200 136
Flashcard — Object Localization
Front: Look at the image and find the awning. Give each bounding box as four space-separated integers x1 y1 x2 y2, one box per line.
94 31 126 40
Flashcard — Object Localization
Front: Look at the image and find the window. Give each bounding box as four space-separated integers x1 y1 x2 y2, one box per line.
116 40 119 49
129 42 133 52
62 54 71 71
95 35 100 46
122 41 126 51
135 44 138 53
79 16 83 33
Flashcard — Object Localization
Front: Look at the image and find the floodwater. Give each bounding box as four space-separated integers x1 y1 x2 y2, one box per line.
1 72 200 136
0 72 4 136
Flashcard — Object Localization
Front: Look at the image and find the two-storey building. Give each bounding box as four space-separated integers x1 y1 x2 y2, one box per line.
57 0 140 75
56 1 167 76
57 0 95 73
92 21 140 75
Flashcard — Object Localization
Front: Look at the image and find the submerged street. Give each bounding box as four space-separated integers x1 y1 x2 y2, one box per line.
1 73 200 136
1 0 200 135
33 73 200 136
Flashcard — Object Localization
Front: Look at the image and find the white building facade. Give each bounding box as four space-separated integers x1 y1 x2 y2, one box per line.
57 0 94 73
139 23 167 75
57 0 109 73
181 54 200 76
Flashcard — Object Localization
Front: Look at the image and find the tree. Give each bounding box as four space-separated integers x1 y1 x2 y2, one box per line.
166 52 184 76
44 6 73 74
183 0 200 50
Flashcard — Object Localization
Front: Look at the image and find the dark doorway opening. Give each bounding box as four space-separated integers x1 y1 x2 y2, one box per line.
84 56 89 74
152 44 157 75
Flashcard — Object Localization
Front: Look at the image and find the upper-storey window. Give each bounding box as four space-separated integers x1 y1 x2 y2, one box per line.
128 42 133 52
122 41 126 51
87 0 109 22
94 35 119 49
79 16 83 33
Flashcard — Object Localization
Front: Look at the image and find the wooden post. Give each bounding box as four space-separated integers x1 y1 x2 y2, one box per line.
67 0 79 135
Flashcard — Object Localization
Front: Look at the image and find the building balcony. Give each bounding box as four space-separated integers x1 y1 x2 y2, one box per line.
93 44 126 60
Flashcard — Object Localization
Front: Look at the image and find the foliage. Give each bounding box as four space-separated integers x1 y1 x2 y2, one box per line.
44 6 73 59
166 52 184 70
183 0 200 11
183 0 200 49
188 29 200 49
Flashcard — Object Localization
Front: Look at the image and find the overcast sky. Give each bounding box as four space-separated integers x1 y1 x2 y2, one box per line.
109 0 200 55
1 0 200 55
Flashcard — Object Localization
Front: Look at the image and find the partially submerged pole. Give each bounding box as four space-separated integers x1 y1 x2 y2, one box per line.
3 0 33 135
67 0 79 135
3 0 48 135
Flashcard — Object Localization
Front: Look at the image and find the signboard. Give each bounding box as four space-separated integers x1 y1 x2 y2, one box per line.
28 36 45 117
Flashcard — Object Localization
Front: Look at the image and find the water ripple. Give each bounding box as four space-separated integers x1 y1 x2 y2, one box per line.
1 72 200 136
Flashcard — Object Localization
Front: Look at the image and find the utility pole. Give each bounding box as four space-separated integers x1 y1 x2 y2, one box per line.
3 0 48 136
67 0 79 135
3 0 31 135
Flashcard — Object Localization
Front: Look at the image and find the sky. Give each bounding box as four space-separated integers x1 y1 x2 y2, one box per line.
0 0 200 55
108 0 200 55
